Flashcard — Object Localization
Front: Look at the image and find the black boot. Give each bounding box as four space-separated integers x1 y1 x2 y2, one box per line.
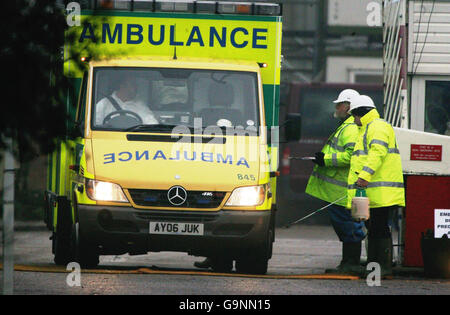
325 243 348 273
194 257 212 269
367 237 393 277
326 242 363 275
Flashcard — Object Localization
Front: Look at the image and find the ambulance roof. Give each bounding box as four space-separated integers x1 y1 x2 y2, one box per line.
89 56 261 72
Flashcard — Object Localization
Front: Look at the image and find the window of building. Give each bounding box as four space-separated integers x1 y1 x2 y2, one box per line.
425 81 450 136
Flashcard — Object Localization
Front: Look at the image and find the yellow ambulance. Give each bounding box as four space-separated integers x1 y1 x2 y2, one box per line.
44 0 299 274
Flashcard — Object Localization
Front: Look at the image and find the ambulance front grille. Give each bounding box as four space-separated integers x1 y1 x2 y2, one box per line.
128 189 226 209
134 211 219 223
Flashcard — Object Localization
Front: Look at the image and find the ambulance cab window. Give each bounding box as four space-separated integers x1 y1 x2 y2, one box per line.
91 67 260 134
190 71 259 132
92 68 157 130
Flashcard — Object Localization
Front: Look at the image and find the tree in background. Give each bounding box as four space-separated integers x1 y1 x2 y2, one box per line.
2 0 68 161
1 0 108 161
0 0 109 219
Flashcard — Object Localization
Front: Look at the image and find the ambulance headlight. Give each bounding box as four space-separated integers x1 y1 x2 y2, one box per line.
225 185 266 206
86 179 128 203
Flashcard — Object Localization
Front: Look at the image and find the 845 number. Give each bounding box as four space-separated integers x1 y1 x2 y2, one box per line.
237 174 256 181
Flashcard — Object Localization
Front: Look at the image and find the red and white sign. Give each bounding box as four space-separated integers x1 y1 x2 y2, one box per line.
410 144 442 161
435 209 450 238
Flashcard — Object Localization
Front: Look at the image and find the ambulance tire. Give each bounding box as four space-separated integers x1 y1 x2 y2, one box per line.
236 227 273 275
53 232 72 266
71 222 99 269
210 257 233 273
235 256 268 275
53 198 73 266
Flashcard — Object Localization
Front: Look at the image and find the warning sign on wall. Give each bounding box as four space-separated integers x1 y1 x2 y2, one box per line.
435 209 450 238
410 144 442 161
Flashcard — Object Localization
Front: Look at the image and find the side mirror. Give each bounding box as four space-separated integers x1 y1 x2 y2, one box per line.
69 122 84 139
284 113 301 142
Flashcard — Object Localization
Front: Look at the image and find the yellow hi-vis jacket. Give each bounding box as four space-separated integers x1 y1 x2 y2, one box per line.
306 116 358 206
347 109 405 209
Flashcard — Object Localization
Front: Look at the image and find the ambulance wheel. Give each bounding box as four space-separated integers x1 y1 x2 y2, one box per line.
236 256 268 275
211 257 233 273
236 228 273 275
71 222 99 269
53 231 72 265
53 198 73 266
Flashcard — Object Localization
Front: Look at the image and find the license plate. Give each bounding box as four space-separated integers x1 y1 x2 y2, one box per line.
149 222 204 236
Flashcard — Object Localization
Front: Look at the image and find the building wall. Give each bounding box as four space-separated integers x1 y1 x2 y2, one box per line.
408 1 450 75
326 56 382 83
328 0 382 27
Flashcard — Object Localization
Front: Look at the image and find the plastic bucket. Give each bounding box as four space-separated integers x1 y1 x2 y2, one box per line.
351 197 370 222
421 232 450 279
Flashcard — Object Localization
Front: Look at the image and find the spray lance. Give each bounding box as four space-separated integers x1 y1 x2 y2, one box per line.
285 156 370 226
284 155 343 227
284 195 347 227
284 189 370 227
283 185 370 227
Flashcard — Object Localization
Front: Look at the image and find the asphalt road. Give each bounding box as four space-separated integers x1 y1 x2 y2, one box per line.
1 223 449 295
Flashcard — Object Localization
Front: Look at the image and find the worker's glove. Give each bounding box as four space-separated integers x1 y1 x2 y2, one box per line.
356 177 369 188
313 152 325 167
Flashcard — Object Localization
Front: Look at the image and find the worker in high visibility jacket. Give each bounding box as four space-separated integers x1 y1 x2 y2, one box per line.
305 89 366 274
347 95 405 277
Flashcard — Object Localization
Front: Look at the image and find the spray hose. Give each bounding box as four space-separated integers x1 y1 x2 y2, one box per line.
284 195 347 228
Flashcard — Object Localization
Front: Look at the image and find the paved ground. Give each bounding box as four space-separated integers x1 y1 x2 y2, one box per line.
1 221 449 295
0 220 399 275
2 222 345 275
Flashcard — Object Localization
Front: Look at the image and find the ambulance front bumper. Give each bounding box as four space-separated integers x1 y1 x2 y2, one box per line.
77 205 271 257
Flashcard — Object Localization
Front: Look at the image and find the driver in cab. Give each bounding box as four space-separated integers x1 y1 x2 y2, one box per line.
95 75 158 126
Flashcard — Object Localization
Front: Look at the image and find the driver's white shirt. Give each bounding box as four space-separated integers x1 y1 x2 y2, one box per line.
95 92 158 125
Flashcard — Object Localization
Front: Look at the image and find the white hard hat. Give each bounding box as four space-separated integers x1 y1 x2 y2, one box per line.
348 95 376 113
333 89 360 104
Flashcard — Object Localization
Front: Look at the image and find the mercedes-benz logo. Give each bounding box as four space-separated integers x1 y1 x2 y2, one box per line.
167 186 187 206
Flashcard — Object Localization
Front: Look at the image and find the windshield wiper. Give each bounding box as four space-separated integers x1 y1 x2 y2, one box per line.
125 124 189 132
125 124 258 135
212 125 259 135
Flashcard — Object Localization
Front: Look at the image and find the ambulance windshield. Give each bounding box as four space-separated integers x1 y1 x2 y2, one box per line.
91 67 260 134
